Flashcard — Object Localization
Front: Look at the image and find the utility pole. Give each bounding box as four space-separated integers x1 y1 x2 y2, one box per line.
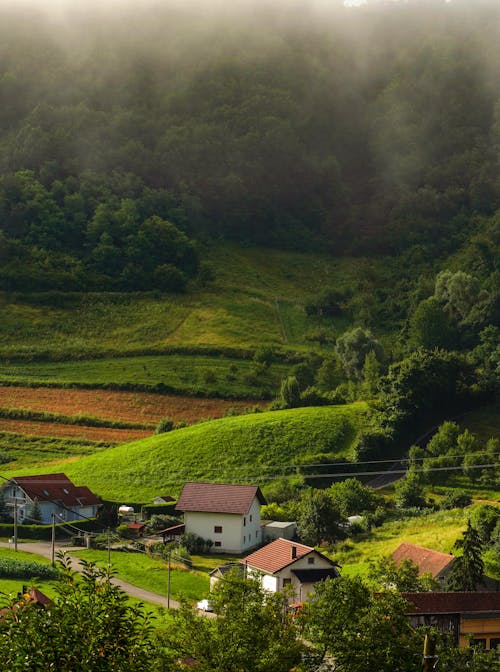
167 550 171 609
13 497 18 552
51 513 56 566
422 633 438 672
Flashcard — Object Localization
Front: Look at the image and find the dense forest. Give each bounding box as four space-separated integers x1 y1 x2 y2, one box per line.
0 0 498 292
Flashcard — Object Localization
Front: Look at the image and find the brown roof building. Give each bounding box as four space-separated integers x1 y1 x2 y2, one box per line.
403 592 500 651
176 482 266 515
392 543 455 585
2 473 101 525
175 482 266 554
242 538 340 602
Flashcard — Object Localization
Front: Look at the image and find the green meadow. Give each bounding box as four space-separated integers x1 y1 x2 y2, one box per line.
335 508 469 578
0 432 111 469
0 246 401 361
0 354 288 400
1 403 369 502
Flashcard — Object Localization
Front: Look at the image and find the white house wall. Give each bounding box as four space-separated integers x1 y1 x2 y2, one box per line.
184 496 262 553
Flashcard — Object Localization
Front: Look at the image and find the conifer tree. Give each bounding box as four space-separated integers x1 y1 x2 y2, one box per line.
447 520 484 591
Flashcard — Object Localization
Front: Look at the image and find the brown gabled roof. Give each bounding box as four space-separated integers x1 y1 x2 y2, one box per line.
392 543 454 578
242 538 324 574
10 473 101 508
402 592 500 614
176 482 266 515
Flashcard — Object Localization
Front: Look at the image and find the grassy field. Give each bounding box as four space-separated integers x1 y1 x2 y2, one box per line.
0 354 288 400
1 402 369 501
0 432 111 469
334 508 469 578
72 549 209 602
0 247 388 361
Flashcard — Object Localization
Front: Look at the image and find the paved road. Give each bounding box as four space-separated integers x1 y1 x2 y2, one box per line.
0 540 181 609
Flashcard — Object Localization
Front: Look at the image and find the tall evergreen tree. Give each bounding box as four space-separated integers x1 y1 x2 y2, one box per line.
447 520 484 591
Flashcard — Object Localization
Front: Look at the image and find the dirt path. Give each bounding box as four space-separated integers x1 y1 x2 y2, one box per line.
0 540 180 609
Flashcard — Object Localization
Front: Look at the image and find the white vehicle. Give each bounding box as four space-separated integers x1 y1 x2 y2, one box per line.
196 598 214 612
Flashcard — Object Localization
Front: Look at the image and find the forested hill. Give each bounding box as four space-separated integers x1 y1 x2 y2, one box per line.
0 0 499 291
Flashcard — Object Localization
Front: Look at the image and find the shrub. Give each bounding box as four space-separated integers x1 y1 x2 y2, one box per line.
441 490 472 510
0 558 59 580
155 417 174 434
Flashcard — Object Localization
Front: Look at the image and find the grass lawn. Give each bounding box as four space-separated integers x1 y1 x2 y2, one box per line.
72 549 209 602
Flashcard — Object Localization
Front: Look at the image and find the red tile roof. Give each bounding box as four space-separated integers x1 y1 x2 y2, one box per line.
242 538 317 574
402 592 500 614
391 543 454 577
176 482 266 515
11 473 101 508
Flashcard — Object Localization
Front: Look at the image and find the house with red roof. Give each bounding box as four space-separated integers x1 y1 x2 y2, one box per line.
175 482 266 553
403 592 500 651
2 473 101 525
241 537 340 602
391 543 455 586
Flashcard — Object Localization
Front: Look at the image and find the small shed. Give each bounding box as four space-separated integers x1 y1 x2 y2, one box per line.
153 496 176 505
262 521 297 543
128 523 146 537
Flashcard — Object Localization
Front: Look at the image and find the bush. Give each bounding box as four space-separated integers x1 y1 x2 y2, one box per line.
155 417 174 434
441 490 472 510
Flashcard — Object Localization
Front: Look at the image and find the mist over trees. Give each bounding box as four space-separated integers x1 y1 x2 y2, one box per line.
0 0 499 290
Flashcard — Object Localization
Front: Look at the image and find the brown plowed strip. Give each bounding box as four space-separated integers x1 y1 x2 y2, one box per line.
0 418 150 443
0 387 263 425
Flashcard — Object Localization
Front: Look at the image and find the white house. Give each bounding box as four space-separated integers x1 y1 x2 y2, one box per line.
241 537 340 602
175 482 266 554
2 473 101 525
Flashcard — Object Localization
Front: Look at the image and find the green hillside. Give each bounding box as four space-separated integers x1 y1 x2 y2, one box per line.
0 246 402 360
1 403 369 502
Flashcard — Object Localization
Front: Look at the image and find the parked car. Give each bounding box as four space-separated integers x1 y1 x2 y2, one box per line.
196 598 214 612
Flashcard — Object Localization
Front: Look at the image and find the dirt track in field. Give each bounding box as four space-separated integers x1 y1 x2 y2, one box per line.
0 386 264 442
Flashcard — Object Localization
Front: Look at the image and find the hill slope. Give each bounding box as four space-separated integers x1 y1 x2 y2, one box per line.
1 403 369 502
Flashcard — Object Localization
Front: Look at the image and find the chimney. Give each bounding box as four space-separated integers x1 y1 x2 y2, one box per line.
291 545 297 560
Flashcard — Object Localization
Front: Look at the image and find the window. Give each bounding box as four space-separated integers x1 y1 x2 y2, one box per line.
243 535 246 543
490 638 500 650
249 514 253 522
243 517 246 527
283 578 291 587
308 556 315 565
471 639 486 650
255 531 258 538
214 526 223 533
214 541 222 548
